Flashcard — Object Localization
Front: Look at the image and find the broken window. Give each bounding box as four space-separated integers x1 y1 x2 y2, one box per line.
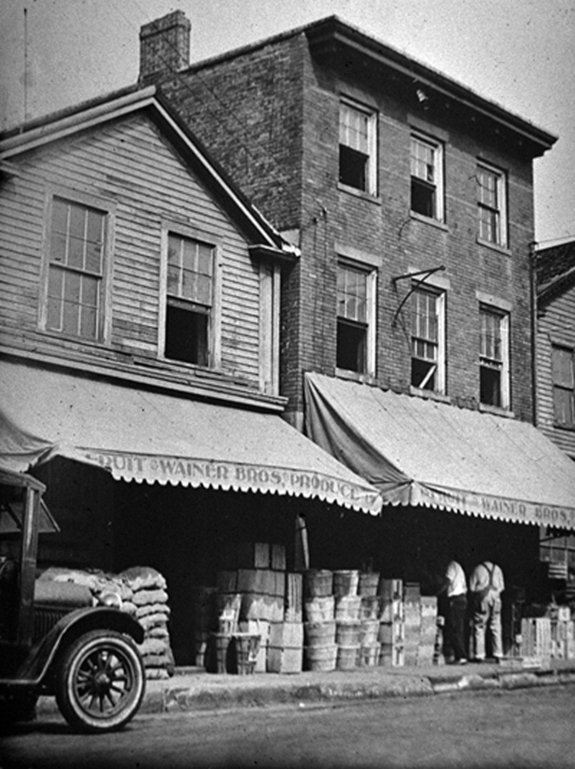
411 288 445 393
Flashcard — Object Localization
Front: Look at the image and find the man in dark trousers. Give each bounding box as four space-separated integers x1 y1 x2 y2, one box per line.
439 555 468 664
469 559 505 662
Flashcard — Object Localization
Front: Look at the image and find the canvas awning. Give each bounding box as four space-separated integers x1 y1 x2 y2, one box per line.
0 361 382 515
304 372 575 530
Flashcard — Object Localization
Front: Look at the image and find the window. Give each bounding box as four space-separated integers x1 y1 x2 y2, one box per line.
164 233 215 366
477 162 507 247
411 288 445 393
44 196 106 340
337 261 376 375
410 132 444 221
552 346 575 427
339 98 377 195
479 306 510 408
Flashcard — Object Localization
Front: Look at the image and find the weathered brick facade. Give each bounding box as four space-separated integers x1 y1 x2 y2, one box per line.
143 16 554 427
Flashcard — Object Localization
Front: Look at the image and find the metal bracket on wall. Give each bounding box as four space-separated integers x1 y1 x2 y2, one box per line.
391 265 445 327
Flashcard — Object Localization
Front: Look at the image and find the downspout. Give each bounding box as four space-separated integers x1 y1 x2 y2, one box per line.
529 241 538 426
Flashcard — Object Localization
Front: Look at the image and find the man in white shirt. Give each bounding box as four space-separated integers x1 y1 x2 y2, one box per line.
469 560 505 662
441 558 468 664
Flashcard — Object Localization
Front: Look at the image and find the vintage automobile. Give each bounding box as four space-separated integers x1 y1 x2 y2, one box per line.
0 468 146 732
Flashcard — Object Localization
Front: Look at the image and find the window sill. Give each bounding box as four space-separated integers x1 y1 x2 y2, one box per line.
336 368 377 384
477 238 511 257
409 386 450 404
479 403 515 418
409 212 448 232
338 183 381 205
37 327 107 349
553 422 575 433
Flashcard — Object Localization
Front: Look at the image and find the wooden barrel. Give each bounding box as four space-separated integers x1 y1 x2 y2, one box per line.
305 644 337 672
304 569 333 598
359 643 381 667
336 644 359 670
359 572 380 597
304 596 335 622
360 595 382 620
232 632 261 675
335 595 361 621
304 620 336 646
336 620 361 646
333 570 359 597
359 619 380 646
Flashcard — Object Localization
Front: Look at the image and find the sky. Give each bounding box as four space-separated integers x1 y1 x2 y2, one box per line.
1 0 574 246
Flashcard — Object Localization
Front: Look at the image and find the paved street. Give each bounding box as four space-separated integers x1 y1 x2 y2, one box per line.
1 684 574 769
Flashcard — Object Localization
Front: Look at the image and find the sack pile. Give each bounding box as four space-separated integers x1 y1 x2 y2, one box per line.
37 565 174 679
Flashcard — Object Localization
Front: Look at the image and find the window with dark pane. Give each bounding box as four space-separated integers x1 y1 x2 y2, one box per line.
339 101 375 194
411 289 439 390
165 234 214 366
337 263 368 373
47 197 104 339
410 135 438 219
480 307 504 406
552 346 575 427
477 165 504 245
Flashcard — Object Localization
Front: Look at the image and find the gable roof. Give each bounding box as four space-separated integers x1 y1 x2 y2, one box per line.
0 85 299 262
536 239 575 303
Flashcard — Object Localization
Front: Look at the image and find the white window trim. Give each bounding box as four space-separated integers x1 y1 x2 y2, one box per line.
259 261 281 395
411 286 446 395
336 257 377 378
158 221 222 368
479 305 510 410
410 130 444 223
39 185 116 344
339 96 378 197
477 160 508 249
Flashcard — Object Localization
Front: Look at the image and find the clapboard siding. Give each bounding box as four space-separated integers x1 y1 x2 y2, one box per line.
0 113 268 393
537 283 575 458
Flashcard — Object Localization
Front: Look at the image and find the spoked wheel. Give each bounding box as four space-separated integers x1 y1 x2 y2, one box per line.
55 629 145 733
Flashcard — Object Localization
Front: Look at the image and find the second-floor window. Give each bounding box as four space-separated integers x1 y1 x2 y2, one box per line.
164 233 215 366
480 306 510 408
44 196 106 340
410 132 444 221
477 162 507 247
411 287 445 393
337 261 376 376
552 345 575 427
339 98 377 195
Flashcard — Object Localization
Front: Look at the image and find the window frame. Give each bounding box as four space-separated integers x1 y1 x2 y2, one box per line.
410 131 444 222
479 304 510 409
477 160 508 248
410 286 446 395
39 187 115 344
338 96 378 197
336 257 377 378
551 344 575 428
158 222 222 368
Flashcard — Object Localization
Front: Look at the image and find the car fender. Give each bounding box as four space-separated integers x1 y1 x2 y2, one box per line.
9 608 144 689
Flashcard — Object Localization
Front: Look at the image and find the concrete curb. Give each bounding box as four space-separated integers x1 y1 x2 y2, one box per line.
37 664 575 717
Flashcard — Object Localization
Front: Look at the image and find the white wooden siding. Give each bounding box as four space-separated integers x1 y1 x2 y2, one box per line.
0 113 264 390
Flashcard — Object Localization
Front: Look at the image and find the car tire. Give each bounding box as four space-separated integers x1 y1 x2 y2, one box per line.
55 629 145 733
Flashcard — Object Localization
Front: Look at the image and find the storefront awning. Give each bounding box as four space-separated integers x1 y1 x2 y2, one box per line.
304 372 575 530
0 361 382 515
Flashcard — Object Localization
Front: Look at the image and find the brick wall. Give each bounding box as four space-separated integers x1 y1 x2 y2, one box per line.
153 28 537 424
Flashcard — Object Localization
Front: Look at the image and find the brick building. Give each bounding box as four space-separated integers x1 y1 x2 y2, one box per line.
138 12 575 611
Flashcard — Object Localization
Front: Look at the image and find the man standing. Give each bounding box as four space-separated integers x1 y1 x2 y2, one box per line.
469 560 505 662
441 557 468 664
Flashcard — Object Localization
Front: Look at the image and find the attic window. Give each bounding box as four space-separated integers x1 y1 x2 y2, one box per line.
164 233 215 366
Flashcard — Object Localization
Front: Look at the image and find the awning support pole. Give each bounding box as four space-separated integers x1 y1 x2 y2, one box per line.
391 265 445 327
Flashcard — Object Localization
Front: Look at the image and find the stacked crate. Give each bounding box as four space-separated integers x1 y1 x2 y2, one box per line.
357 572 381 667
378 579 405 666
419 596 439 665
403 583 421 666
267 570 305 673
334 571 361 671
520 617 552 659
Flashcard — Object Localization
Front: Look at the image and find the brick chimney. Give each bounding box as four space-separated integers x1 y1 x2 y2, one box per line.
139 11 191 83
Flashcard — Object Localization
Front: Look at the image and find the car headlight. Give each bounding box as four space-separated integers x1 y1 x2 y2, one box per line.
99 591 122 610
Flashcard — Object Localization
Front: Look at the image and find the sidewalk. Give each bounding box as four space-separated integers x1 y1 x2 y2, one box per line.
37 658 575 717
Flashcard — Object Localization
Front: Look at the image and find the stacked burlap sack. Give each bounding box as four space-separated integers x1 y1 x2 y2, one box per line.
37 565 174 679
